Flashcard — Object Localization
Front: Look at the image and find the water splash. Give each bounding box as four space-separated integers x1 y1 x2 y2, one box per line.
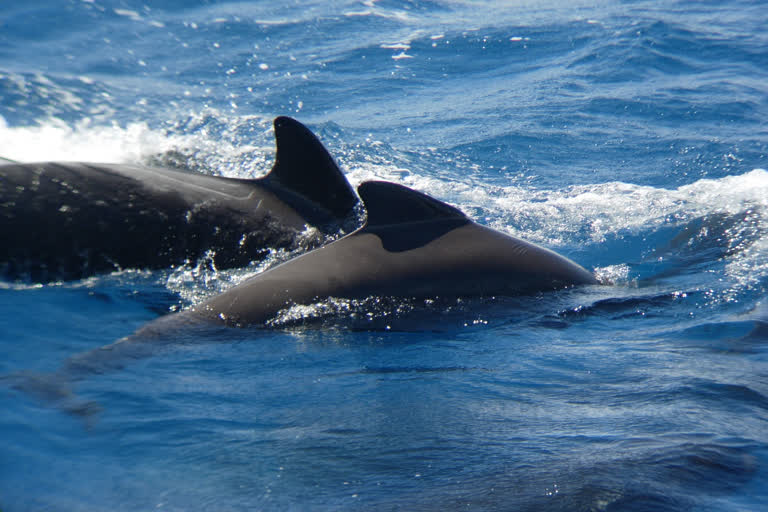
0 110 275 177
163 228 330 310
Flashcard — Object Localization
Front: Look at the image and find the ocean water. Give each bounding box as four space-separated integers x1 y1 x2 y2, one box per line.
1 0 767 510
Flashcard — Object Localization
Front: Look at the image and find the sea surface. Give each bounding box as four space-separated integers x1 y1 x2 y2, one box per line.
1 1 767 510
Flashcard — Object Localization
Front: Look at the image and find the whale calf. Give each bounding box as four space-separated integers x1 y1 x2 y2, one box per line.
0 116 358 281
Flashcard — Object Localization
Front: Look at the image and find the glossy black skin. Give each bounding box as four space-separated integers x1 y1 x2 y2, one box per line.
0 117 358 281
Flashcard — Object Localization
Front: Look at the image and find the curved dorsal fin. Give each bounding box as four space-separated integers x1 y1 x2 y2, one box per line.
264 116 358 219
358 181 467 228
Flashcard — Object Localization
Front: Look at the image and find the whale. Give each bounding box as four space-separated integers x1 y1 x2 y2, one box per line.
188 180 599 326
6 180 598 417
0 116 359 282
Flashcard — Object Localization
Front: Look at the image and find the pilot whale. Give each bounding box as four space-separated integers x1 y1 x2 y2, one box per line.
187 180 598 326
7 180 597 416
0 116 358 281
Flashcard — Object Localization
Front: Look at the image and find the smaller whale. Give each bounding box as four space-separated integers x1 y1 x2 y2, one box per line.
189 180 598 326
6 181 598 417
0 116 358 282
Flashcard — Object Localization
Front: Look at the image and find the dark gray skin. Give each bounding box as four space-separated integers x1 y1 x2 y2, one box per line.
187 180 598 326
0 116 358 282
8 180 597 417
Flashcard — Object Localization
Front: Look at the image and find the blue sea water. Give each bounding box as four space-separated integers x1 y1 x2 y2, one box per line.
1 0 768 510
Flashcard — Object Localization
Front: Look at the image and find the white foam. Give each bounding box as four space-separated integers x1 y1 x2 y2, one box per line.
0 116 190 163
0 112 272 177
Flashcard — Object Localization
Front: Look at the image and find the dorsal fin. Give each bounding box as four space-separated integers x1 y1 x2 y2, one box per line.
263 116 357 219
358 181 467 228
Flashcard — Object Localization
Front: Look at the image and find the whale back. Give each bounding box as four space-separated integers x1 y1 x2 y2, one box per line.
354 181 597 288
195 181 597 326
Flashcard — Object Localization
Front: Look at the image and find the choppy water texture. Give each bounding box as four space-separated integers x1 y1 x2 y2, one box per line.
1 1 767 510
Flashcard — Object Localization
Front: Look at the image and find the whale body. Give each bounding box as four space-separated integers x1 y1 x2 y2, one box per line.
188 180 598 327
0 116 358 281
7 180 597 416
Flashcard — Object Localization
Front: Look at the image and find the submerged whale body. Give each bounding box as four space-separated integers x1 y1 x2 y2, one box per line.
188 180 599 327
7 181 598 416
0 116 358 281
